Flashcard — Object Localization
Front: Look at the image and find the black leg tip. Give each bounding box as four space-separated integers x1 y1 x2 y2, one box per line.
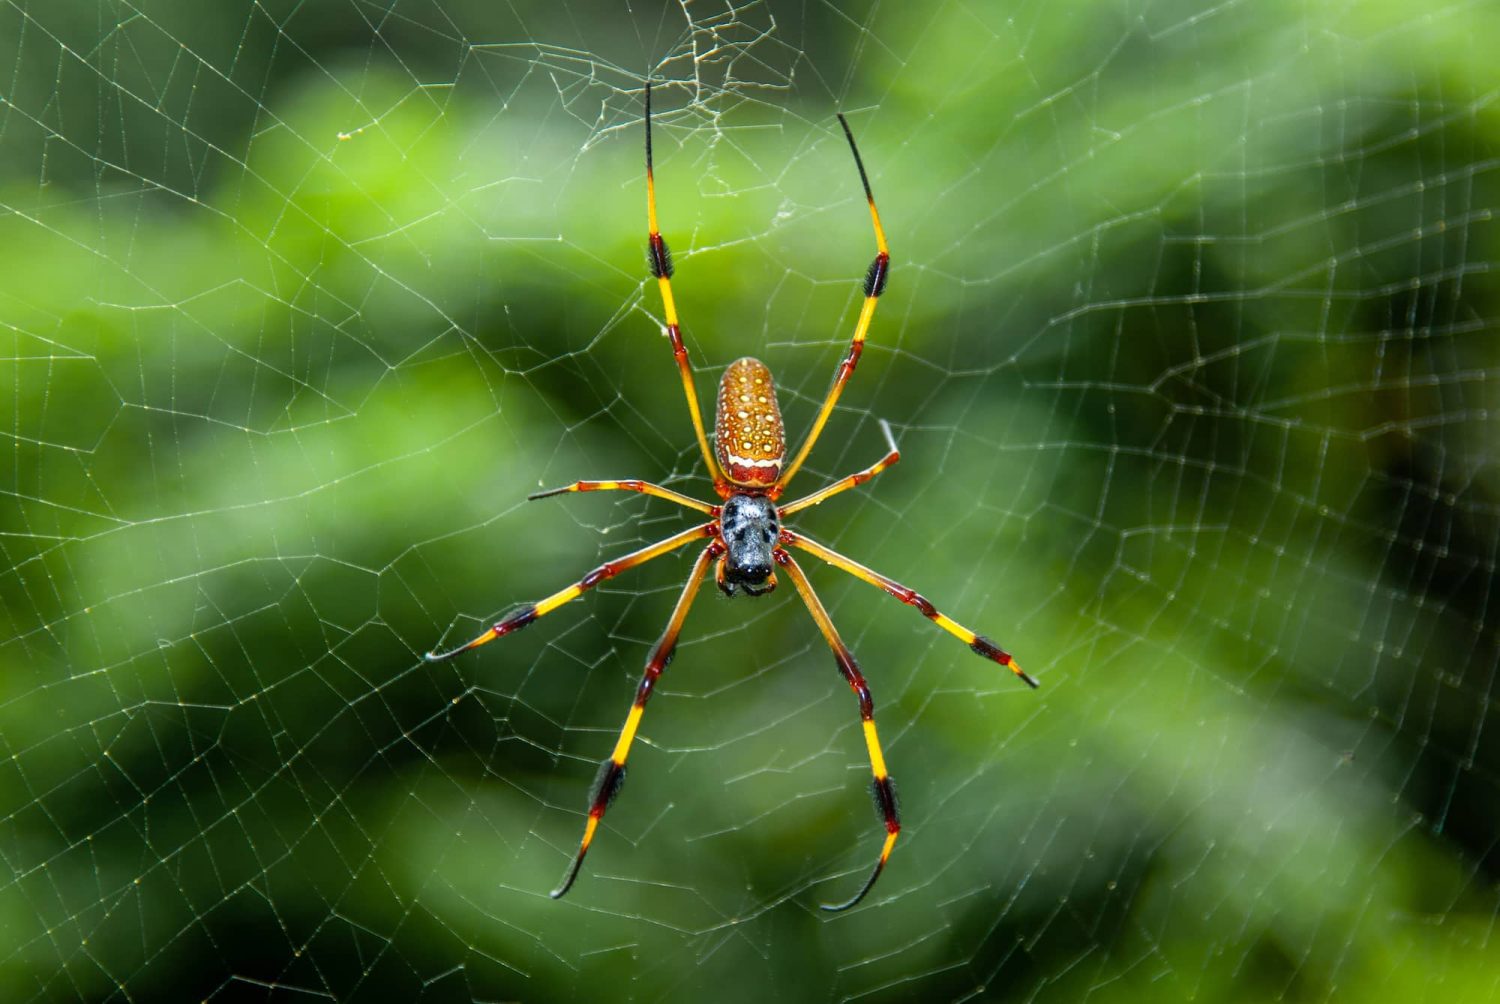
551 849 588 900
819 891 868 913
819 860 885 912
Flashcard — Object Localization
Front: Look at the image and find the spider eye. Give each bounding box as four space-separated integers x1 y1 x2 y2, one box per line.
738 568 778 596
736 561 771 582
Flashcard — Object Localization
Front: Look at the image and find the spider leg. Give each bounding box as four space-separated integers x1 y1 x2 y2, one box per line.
424 522 716 662
776 114 890 492
777 419 900 518
781 530 1039 688
775 549 899 912
644 82 725 491
552 540 723 898
529 479 716 515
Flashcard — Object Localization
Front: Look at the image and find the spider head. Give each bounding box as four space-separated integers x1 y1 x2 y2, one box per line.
718 559 777 596
718 493 780 597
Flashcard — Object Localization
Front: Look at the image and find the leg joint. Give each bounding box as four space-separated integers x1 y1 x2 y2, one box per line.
648 234 674 279
590 758 627 811
871 776 900 827
863 253 889 298
666 323 688 358
852 682 874 720
969 634 1011 665
495 605 538 635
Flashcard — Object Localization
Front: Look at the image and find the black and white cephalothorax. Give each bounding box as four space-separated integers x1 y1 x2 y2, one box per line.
717 493 780 595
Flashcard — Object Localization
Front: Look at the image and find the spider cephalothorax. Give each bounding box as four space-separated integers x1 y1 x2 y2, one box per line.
427 82 1038 912
717 491 780 595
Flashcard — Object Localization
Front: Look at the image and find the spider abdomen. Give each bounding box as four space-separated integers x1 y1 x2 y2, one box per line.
715 357 785 487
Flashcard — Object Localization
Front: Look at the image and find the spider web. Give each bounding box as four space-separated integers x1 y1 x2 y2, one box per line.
3 0 1499 1000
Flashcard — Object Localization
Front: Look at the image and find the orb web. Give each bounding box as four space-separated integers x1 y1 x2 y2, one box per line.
2 1 1497 1000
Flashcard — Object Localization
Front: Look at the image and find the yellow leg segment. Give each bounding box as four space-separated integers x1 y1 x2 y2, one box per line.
776 113 890 493
529 479 715 515
425 522 714 662
777 549 901 911
610 705 646 764
778 419 901 517
644 82 722 487
551 541 720 899
782 530 1039 688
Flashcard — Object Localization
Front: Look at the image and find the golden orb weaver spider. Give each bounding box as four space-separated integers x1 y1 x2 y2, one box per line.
427 83 1039 911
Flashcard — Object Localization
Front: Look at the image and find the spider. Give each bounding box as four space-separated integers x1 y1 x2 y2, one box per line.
427 84 1038 912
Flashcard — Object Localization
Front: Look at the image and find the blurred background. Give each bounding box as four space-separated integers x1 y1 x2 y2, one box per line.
2 1 1498 1000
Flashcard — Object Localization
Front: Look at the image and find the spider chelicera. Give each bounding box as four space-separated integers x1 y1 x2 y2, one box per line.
427 84 1038 911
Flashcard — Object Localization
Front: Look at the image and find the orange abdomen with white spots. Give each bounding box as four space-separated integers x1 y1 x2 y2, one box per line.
715 357 785 488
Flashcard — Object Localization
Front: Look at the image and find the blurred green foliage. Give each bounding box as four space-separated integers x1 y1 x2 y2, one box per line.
2 1 1498 1001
